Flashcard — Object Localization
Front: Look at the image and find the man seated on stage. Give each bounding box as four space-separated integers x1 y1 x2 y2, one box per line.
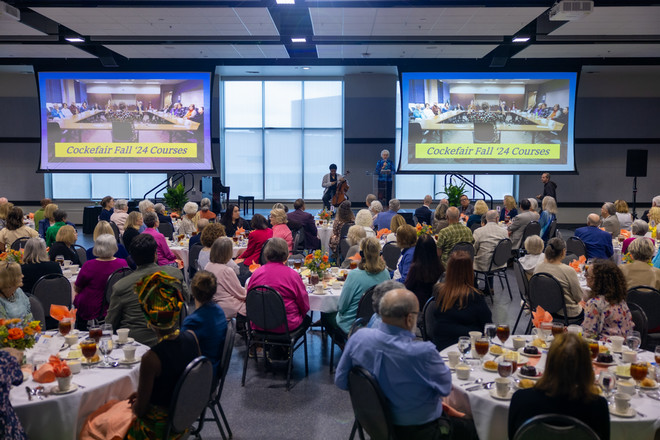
414 195 433 226
321 164 346 211
374 199 400 231
600 202 621 238
335 288 476 439
641 195 660 223
436 207 474 267
288 198 321 250
507 198 540 249
574 214 614 260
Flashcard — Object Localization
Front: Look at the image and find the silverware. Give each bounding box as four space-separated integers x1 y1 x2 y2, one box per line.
461 378 483 387
465 385 483 392
636 409 646 417
25 386 33 401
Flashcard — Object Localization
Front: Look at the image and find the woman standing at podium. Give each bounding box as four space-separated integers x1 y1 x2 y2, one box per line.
374 149 394 205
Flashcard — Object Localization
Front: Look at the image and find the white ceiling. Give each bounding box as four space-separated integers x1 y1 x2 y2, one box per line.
0 19 46 37
31 7 279 37
309 7 548 37
0 44 95 58
215 65 398 77
317 44 497 59
550 6 660 36
105 44 289 59
513 44 660 58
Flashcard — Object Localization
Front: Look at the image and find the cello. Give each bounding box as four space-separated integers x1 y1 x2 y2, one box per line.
332 170 350 207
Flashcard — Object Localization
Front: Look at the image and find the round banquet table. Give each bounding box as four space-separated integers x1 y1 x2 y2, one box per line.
439 337 660 440
307 284 342 313
169 243 246 275
10 334 150 440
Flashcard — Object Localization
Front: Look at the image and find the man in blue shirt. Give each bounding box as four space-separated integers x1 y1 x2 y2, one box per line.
374 198 399 231
335 288 476 439
574 213 614 259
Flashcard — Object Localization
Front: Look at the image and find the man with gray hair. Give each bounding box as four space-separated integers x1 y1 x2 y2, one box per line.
574 213 614 259
473 210 509 273
620 238 660 290
436 206 474 266
335 289 476 439
507 198 540 249
367 280 405 328
600 202 620 238
641 195 660 223
374 198 400 231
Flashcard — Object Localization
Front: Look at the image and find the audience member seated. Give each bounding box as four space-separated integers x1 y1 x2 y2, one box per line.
109 199 129 234
508 333 609 440
385 214 407 244
500 195 518 222
473 210 509 273
220 204 250 238
646 207 660 230
340 225 367 269
621 220 654 254
436 207 474 267
287 199 321 250
367 280 405 328
205 237 245 321
0 207 38 252
122 211 142 253
235 214 272 267
32 198 51 231
179 202 199 236
354 209 376 238
414 195 433 225
583 260 634 341
45 209 72 247
1 350 28 439
270 208 293 252
614 199 633 229
99 196 114 222
533 237 584 323
601 202 621 238
519 235 545 277
0 201 11 230
620 238 660 290
404 234 444 319
432 251 492 351
369 200 383 221
198 198 216 221
336 288 477 440
181 271 227 376
74 234 128 331
38 203 59 238
393 225 417 283
432 202 450 234
48 225 80 265
188 218 208 249
374 199 399 231
324 237 390 342
106 234 189 347
539 196 558 241
196 223 226 271
574 214 614 260
20 237 62 294
640 195 660 223
459 194 474 217
467 200 488 229
141 212 177 267
154 203 172 226
85 221 130 263
0 262 32 320
330 201 355 254
507 198 540 249
246 238 311 333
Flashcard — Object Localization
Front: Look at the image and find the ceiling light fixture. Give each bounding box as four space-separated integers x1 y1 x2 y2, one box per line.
291 37 306 43
276 0 295 4
512 36 530 43
302 67 310 70
65 36 84 43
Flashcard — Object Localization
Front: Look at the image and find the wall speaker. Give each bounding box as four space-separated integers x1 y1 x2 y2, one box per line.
625 149 648 177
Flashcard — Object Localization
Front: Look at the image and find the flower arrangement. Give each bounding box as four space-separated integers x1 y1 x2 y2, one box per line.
376 228 390 239
0 318 41 350
568 255 587 273
318 209 333 221
622 252 653 266
304 250 331 275
0 249 23 264
416 223 433 237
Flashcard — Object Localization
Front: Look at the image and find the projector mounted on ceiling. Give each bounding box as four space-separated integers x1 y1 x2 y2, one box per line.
549 0 593 21
0 1 20 21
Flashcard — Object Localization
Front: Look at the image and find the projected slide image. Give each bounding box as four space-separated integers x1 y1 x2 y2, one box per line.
400 73 576 173
39 72 212 171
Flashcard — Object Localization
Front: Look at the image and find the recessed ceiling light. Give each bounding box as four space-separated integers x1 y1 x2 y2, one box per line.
65 37 84 43
276 0 295 4
302 67 310 70
512 36 530 43
120 81 134 84
291 37 306 43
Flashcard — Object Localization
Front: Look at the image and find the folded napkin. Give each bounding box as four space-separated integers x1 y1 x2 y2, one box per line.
50 305 76 322
80 399 135 440
376 228 390 239
249 263 261 272
532 306 553 329
619 229 631 239
33 364 55 383
235 227 245 236
49 355 71 378
28 212 34 219
349 252 361 262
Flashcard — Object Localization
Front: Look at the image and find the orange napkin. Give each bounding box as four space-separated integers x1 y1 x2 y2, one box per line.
49 355 71 377
33 364 55 383
349 252 361 262
376 228 390 239
80 399 136 440
50 305 76 322
568 259 581 273
619 229 631 239
578 255 586 264
249 263 261 273
235 227 245 236
442 402 466 418
532 306 553 328
28 213 34 219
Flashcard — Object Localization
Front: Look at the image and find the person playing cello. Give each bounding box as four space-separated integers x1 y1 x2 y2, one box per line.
322 164 348 210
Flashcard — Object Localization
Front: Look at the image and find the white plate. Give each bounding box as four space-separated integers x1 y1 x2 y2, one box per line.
495 354 529 365
517 370 543 380
52 383 79 395
639 382 660 391
489 389 514 401
482 364 499 373
119 357 141 365
609 405 636 418
517 347 542 358
115 337 135 345
593 360 617 367
608 366 631 379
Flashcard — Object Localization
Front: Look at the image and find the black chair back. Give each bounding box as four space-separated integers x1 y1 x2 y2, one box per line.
513 413 600 440
109 221 120 242
356 286 376 322
566 236 586 258
528 273 567 321
292 228 305 253
512 259 530 297
547 219 558 240
421 296 437 342
245 285 289 334
521 221 541 245
627 286 660 329
166 356 214 437
348 366 397 440
28 296 46 328
339 238 351 263
348 318 368 339
10 236 32 251
158 221 175 240
626 302 649 349
489 238 513 270
340 222 355 239
450 241 475 260
470 222 481 232
32 274 72 330
189 243 204 278
72 244 87 265
382 242 401 272
216 319 236 397
104 267 133 306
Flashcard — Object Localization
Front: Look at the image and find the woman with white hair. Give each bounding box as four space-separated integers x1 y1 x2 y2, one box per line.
109 199 129 234
369 200 383 220
374 149 394 205
199 197 216 221
354 209 376 238
74 234 128 330
179 201 199 236
20 237 62 294
621 219 654 254
153 203 172 225
137 199 155 232
620 238 660 290
519 235 545 277
341 225 367 269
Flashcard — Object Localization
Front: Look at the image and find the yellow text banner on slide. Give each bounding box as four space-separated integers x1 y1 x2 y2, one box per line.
55 143 197 158
416 144 560 160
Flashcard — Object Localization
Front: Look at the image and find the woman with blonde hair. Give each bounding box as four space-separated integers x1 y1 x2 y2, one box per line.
270 208 293 252
48 225 79 265
354 209 376 238
500 195 518 222
0 262 31 320
21 237 62 294
0 201 14 230
385 214 407 243
614 199 633 229
539 196 558 241
38 203 58 238
467 200 488 229
341 225 367 269
433 203 449 233
122 211 142 252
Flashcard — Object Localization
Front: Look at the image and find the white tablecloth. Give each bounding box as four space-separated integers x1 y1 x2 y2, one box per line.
440 338 660 440
10 334 149 440
308 285 342 313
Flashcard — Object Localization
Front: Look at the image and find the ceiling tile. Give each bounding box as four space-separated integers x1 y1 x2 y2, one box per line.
549 6 660 36
0 19 46 36
105 44 289 59
0 44 95 58
316 44 496 59
513 44 660 58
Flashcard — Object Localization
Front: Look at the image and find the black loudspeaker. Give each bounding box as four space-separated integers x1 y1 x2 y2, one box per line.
626 149 648 177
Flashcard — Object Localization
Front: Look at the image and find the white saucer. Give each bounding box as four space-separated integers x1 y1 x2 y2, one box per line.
639 382 659 391
482 364 498 373
609 405 636 418
52 383 79 395
119 357 141 365
115 337 134 345
489 389 514 400
517 347 542 358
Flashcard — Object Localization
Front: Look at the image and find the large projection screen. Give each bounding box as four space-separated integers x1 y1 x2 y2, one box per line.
39 72 212 172
399 72 577 173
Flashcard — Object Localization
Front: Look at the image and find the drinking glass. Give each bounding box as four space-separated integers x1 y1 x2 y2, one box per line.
88 322 102 343
551 323 565 337
474 337 489 364
457 336 471 362
626 331 641 352
630 362 649 387
497 360 513 378
293 259 302 270
55 255 65 266
58 318 72 336
540 322 553 341
504 351 519 374
598 371 616 402
101 323 113 339
80 338 97 369
99 337 114 367
496 324 510 345
654 346 660 365
310 273 320 286
484 323 497 343
588 340 599 359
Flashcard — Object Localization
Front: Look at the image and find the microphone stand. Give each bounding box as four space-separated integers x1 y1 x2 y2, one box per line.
632 176 638 220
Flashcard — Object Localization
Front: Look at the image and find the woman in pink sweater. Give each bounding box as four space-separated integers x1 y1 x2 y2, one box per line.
205 237 246 319
270 208 293 252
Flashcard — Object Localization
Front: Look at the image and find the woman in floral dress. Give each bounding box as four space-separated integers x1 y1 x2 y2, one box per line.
0 350 27 439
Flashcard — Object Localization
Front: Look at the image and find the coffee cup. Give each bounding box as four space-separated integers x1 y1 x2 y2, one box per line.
455 363 471 380
64 334 78 346
622 350 637 363
332 281 342 289
63 260 72 268
495 377 510 397
512 337 526 350
610 336 624 352
567 325 583 336
447 351 461 368
68 360 82 374
314 284 324 295
122 345 137 362
116 328 130 344
62 269 72 278
57 375 72 391
617 380 635 395
469 331 482 352
614 392 631 413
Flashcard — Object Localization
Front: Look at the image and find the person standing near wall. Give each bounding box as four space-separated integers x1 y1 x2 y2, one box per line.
375 149 395 205
537 172 557 205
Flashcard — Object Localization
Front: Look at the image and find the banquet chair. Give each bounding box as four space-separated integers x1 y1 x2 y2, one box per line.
339 238 351 264
10 236 31 251
356 286 377 322
348 366 398 440
189 243 204 279
109 221 120 242
72 244 87 265
470 222 481 232
242 285 309 391
292 228 305 254
421 296 438 342
28 296 46 329
164 356 214 439
528 273 582 327
512 414 599 440
158 221 174 240
32 274 72 330
546 219 558 240
516 221 541 256
626 286 660 348
382 242 401 272
450 241 475 260
348 318 367 339
340 222 355 239
511 259 531 334
626 302 649 350
192 319 236 440
104 267 134 307
566 236 586 259
474 238 513 301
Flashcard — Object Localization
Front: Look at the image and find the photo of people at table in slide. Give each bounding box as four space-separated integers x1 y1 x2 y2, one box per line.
39 72 212 171
400 72 576 173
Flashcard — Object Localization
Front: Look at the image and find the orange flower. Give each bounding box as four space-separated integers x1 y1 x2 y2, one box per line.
7 328 24 340
416 223 422 231
322 255 329 262
305 254 314 262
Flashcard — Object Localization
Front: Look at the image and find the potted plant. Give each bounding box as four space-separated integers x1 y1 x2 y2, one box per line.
436 181 466 207
163 183 188 214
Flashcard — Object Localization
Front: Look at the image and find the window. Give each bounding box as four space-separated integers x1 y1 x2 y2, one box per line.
47 173 167 200
222 80 343 200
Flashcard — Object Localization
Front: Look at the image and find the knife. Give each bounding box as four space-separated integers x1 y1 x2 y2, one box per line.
25 386 32 401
